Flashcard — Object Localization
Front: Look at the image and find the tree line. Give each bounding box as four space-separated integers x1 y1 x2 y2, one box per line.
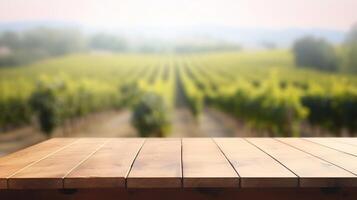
0 28 138 67
293 24 357 73
0 28 243 67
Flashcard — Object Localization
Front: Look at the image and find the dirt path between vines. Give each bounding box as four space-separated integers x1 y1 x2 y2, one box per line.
170 66 200 137
170 107 248 137
170 109 201 137
172 65 244 137
0 110 137 156
200 107 252 137
57 110 137 138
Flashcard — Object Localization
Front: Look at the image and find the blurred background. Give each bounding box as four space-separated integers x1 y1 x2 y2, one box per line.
0 0 356 155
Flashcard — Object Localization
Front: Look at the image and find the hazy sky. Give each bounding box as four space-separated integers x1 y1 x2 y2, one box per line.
0 0 356 31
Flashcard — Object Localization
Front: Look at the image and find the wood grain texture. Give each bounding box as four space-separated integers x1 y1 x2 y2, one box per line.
214 138 297 187
247 138 357 187
64 138 144 188
8 138 109 189
278 138 357 176
127 138 182 188
306 138 357 156
182 138 239 188
0 138 77 189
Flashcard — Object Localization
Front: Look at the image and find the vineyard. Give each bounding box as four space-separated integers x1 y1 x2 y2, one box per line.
0 50 356 137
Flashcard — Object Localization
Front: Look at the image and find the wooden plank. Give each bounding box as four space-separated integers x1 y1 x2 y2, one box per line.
214 138 297 187
182 138 239 188
306 138 357 156
127 138 182 188
247 138 357 187
8 138 109 189
64 138 144 188
0 138 77 189
278 138 357 176
332 138 357 146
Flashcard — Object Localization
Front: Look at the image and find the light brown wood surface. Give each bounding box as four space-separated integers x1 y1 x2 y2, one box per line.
278 138 357 175
0 138 77 189
182 138 239 188
214 138 297 187
306 138 357 156
64 138 144 188
247 138 357 187
332 138 357 146
126 138 182 188
8 138 109 189
1 138 357 189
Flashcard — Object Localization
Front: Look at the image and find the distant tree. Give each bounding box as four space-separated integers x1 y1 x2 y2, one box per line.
0 28 86 67
293 36 338 71
0 32 21 49
344 24 357 73
23 28 86 56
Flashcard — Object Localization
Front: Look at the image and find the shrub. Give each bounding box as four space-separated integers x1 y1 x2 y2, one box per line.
29 87 59 136
131 93 170 137
0 97 31 131
302 94 357 135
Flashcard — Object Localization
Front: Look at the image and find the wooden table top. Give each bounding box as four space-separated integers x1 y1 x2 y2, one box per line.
0 137 357 189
